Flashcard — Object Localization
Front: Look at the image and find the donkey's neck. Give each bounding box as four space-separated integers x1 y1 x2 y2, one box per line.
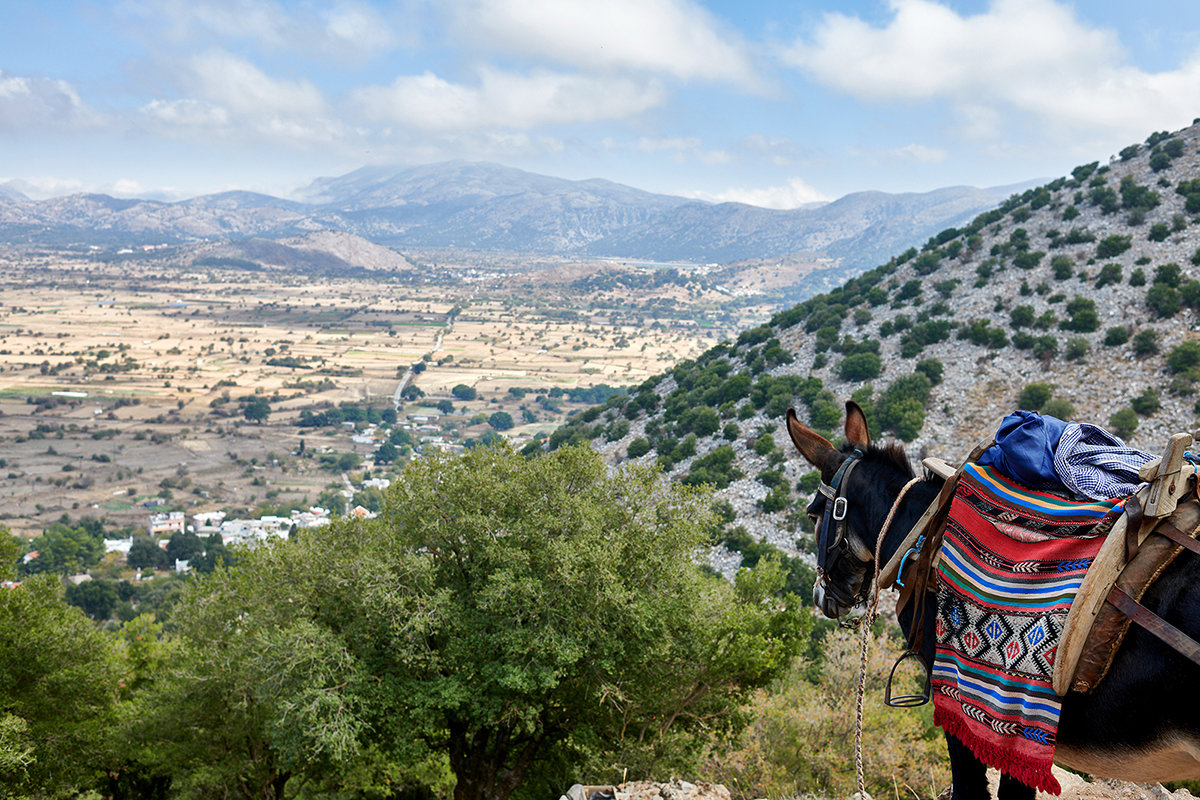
869 476 945 568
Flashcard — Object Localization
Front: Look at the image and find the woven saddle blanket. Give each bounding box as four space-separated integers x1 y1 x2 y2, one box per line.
932 463 1125 794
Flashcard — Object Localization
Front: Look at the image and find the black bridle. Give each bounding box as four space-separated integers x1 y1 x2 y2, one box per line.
809 447 873 609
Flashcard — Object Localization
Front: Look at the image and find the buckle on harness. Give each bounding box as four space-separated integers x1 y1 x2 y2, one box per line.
832 496 848 521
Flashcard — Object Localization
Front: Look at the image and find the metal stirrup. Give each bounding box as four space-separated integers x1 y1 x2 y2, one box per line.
884 651 932 707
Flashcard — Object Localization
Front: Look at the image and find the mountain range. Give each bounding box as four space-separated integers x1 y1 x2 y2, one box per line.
0 161 1033 270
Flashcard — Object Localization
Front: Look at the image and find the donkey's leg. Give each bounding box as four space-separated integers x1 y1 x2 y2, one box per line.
996 772 1035 800
946 733 990 800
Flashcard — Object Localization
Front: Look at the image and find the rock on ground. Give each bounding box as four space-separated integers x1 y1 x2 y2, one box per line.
981 767 1197 800
559 780 732 800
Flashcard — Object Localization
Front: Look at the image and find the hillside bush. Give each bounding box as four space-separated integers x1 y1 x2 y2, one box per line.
1167 341 1200 373
683 445 743 489
1064 228 1096 245
1132 329 1160 356
1110 408 1139 438
1010 305 1035 328
1060 296 1099 332
1131 388 1161 416
1146 284 1182 318
627 438 651 458
1120 177 1160 211
1096 235 1132 258
838 352 882 382
1017 383 1053 412
914 358 944 386
1149 223 1171 242
1041 398 1075 420
1094 263 1122 288
1065 337 1089 361
1050 255 1074 280
1013 250 1045 270
875 373 933 441
1104 326 1130 346
1154 263 1183 287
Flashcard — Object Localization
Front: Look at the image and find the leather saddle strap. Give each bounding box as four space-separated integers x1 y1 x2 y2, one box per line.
1124 494 1144 562
1108 585 1200 669
1155 523 1200 558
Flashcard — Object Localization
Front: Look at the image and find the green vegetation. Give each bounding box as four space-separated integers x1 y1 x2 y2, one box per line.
0 447 808 799
1017 383 1053 412
1096 235 1132 258
1110 408 1139 438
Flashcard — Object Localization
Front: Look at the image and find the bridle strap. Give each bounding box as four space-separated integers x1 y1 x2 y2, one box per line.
817 448 865 572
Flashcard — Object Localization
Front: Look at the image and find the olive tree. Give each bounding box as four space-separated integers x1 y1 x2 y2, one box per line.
136 445 803 800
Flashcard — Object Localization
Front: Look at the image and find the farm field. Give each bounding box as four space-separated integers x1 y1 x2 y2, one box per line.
0 251 776 536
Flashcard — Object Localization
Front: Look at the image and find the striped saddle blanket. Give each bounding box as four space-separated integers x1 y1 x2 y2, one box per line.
932 463 1125 794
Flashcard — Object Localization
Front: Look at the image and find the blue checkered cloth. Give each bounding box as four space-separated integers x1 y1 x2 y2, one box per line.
1052 423 1154 500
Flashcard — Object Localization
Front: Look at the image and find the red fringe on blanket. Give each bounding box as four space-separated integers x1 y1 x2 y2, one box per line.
934 704 1062 795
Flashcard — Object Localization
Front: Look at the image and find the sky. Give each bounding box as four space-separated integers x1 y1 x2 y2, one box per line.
4 0 1200 207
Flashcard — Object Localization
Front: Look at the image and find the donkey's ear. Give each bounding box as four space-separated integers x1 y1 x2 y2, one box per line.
845 401 871 450
786 407 840 477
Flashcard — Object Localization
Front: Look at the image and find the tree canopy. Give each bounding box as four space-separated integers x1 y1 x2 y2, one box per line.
117 444 803 800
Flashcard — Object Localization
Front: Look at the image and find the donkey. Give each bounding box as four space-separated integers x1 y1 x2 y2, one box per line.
786 401 1200 800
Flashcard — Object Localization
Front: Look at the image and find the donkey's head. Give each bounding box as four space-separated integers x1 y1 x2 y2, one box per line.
786 401 913 618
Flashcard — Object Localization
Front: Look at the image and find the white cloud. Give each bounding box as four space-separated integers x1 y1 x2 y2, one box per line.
782 0 1200 145
141 98 230 127
638 136 731 164
883 144 948 163
124 0 396 58
680 178 830 209
350 68 666 132
187 49 326 117
0 72 101 131
450 0 758 88
143 50 344 145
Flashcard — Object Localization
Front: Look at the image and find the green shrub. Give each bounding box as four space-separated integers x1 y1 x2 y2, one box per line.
1065 337 1089 360
682 445 743 489
1060 296 1099 332
1146 284 1182 318
914 358 943 386
1131 388 1161 416
761 488 790 513
1149 223 1170 242
1050 255 1074 280
1096 235 1133 258
1041 398 1075 420
627 438 651 458
1010 305 1035 328
1013 251 1045 270
754 432 776 456
722 422 740 441
797 470 821 494
1132 329 1160 356
1017 382 1053 411
1167 341 1200 373
838 352 883 382
1104 326 1130 346
1094 263 1122 288
1109 408 1139 439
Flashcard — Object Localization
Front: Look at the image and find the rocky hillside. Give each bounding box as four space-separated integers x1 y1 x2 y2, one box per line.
542 121 1200 571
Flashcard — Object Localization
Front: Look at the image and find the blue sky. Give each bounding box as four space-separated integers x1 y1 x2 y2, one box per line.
4 0 1200 206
